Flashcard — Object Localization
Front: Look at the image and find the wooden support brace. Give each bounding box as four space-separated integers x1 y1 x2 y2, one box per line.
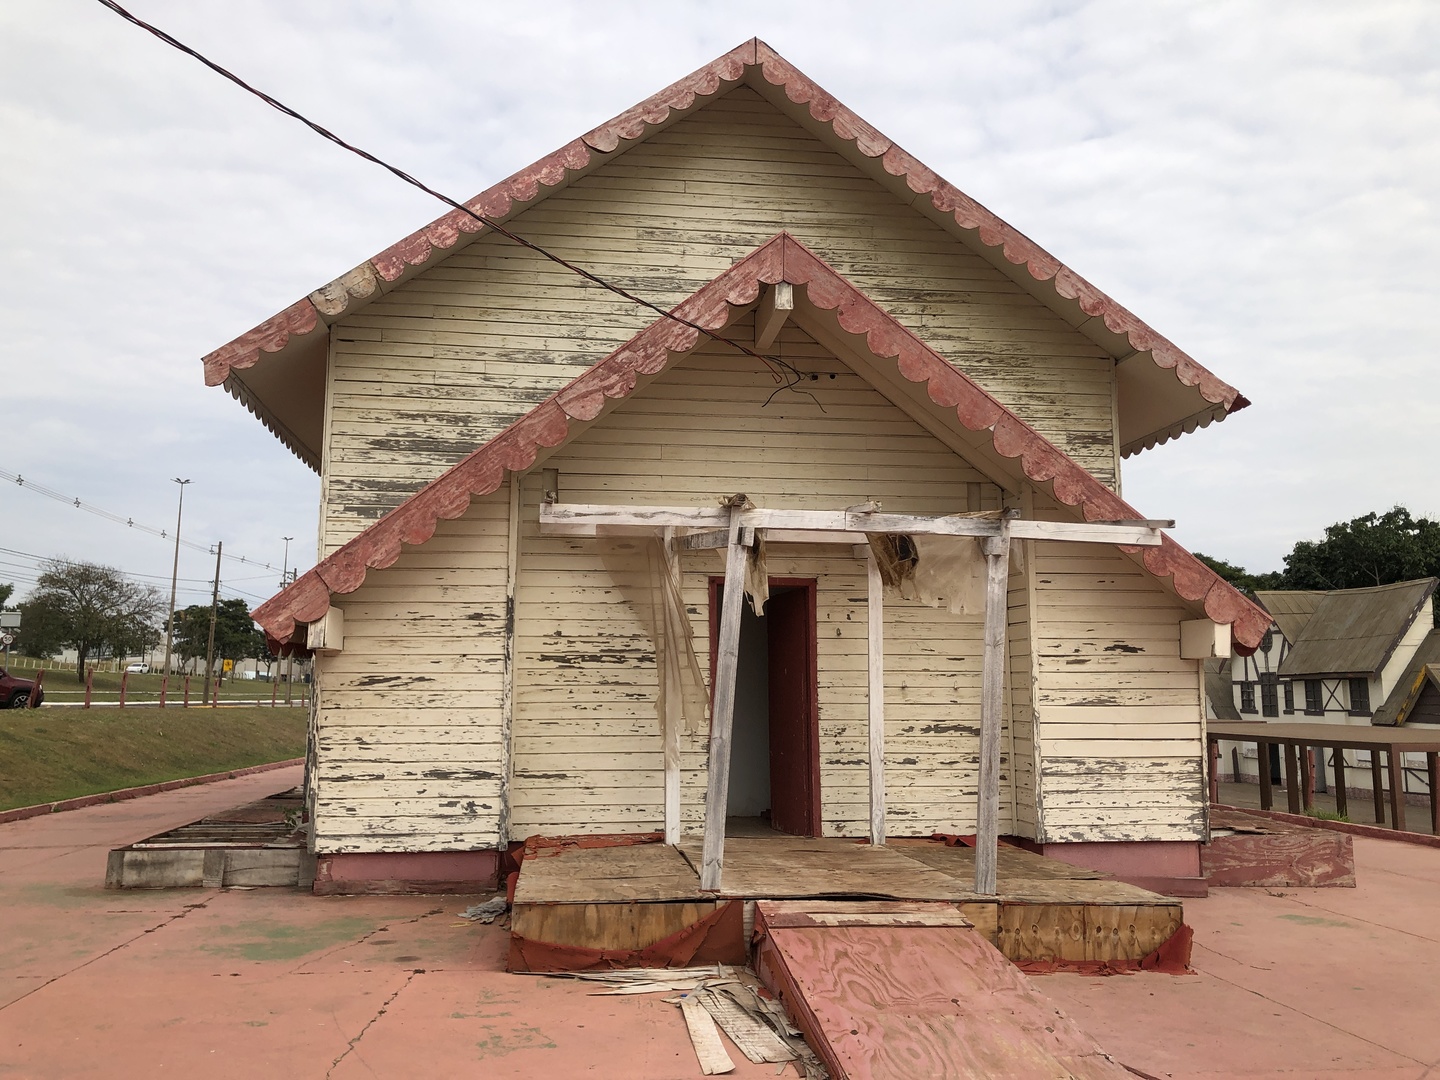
866 548 885 846
755 282 794 350
662 528 682 847
975 528 1010 896
700 505 749 891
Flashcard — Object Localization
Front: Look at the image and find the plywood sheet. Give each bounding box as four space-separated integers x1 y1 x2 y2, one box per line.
513 843 704 903
756 913 1131 1079
677 836 964 900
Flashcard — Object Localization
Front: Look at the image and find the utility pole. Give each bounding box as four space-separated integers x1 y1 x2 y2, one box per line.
203 541 222 696
161 478 191 678
281 537 295 706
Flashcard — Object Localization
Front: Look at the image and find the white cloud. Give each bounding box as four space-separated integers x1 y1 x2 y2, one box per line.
1 0 1436 607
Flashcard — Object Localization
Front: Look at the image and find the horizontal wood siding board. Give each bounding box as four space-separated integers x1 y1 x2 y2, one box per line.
311 486 510 853
1033 540 1205 841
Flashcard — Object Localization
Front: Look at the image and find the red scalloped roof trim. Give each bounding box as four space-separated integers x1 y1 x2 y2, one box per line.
202 39 1244 423
252 233 1269 650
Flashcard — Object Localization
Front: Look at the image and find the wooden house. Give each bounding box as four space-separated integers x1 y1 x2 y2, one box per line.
205 40 1271 898
1221 579 1438 793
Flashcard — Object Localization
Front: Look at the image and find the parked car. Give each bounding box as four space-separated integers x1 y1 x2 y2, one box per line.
0 668 43 708
124 663 151 674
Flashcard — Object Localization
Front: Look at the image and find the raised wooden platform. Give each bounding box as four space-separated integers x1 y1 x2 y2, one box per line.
105 788 315 889
509 836 1184 970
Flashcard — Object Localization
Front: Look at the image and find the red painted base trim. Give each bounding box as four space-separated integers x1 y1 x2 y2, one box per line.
0 758 304 826
1010 838 1207 898
312 851 501 895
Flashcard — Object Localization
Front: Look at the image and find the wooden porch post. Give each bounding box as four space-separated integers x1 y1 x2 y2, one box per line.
661 528 683 847
975 528 1011 896
701 504 750 891
866 548 886 846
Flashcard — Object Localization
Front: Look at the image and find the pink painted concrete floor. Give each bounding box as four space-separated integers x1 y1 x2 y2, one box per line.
2 770 1438 1080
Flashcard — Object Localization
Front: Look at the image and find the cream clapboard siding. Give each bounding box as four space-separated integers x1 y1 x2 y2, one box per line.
320 85 1116 552
1008 543 1040 837
509 326 1016 839
310 487 511 853
1031 541 1205 843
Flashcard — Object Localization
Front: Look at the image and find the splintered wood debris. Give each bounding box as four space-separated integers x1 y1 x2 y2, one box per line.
527 965 827 1077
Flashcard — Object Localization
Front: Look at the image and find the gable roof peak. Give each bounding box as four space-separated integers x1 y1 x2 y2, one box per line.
204 38 1248 469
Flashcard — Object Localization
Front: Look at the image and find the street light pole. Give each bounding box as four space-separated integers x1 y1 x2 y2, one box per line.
161 478 191 680
281 537 294 705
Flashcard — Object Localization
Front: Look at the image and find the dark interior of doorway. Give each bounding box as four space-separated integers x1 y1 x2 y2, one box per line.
709 578 820 838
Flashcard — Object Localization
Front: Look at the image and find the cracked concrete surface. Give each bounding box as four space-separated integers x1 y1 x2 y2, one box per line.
1041 836 1440 1079
4 767 1440 1078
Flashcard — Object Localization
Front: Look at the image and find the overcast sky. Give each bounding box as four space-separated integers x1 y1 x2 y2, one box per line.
2 0 1436 611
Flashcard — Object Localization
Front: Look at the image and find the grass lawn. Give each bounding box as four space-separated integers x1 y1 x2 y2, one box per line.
0 705 307 811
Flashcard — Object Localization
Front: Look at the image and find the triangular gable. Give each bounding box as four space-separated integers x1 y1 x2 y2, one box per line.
252 233 1270 651
206 38 1247 470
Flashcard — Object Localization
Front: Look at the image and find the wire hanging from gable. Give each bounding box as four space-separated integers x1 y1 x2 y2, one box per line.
95 0 826 407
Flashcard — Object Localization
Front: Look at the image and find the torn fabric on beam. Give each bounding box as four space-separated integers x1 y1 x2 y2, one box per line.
597 530 709 736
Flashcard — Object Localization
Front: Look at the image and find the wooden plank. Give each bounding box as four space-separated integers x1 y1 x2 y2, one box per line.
1371 751 1386 824
512 843 704 903
1388 747 1407 832
867 548 886 846
510 900 717 951
996 903 1087 962
679 994 735 1075
755 920 1133 1078
757 900 971 928
701 504 748 892
540 502 1162 544
1085 903 1183 962
1429 752 1439 836
662 528 682 846
976 530 1010 896
1284 742 1301 815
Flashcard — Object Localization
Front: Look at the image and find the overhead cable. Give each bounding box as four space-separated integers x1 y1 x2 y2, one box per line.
94 0 823 401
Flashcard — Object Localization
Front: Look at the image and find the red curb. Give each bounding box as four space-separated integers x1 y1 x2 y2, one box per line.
1215 803 1440 848
0 758 304 825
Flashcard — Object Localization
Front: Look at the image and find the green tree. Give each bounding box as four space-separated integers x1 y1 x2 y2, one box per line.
174 599 267 678
18 561 163 681
1281 507 1440 591
1194 553 1285 596
0 582 14 608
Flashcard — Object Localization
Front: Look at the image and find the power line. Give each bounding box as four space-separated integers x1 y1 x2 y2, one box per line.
0 469 290 573
0 546 277 606
94 0 824 405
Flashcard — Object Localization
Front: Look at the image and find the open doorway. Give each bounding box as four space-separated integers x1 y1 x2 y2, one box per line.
709 578 820 837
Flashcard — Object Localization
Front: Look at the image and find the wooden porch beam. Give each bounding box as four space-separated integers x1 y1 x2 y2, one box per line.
540 503 1166 546
700 503 750 891
755 283 794 351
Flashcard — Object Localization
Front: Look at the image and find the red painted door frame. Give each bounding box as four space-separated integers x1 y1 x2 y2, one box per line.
708 577 821 837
